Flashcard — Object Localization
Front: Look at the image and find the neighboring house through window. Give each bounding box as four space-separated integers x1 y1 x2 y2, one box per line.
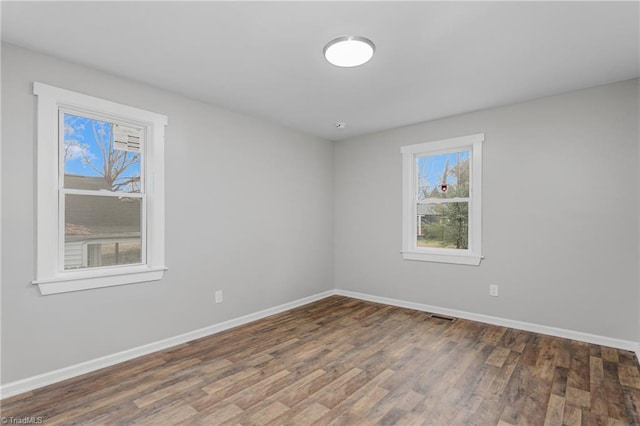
401 133 484 265
33 82 167 295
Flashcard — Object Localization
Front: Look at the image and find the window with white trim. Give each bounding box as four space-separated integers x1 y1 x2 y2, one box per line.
401 133 484 265
33 82 167 295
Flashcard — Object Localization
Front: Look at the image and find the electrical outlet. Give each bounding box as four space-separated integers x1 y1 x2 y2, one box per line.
489 284 499 297
215 290 223 304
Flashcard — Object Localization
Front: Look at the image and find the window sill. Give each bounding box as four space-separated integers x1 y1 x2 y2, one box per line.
33 266 167 295
401 250 482 266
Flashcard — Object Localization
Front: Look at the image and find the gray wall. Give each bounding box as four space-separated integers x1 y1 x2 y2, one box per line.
1 43 335 384
335 79 639 341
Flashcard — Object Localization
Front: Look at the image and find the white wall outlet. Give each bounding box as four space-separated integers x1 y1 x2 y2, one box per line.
489 284 499 297
215 290 223 304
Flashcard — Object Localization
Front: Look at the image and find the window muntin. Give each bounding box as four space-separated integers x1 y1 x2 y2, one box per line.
33 82 167 295
401 134 483 265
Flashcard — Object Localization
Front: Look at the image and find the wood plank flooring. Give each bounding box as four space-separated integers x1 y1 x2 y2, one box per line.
2 296 640 425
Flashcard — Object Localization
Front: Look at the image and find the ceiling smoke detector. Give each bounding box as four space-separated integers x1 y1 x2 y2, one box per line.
323 36 375 68
335 122 346 129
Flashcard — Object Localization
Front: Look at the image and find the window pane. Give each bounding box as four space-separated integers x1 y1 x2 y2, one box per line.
63 113 142 193
417 150 469 200
64 194 142 269
416 202 468 249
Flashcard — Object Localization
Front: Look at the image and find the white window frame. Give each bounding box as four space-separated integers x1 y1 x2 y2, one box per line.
33 82 167 295
401 133 484 266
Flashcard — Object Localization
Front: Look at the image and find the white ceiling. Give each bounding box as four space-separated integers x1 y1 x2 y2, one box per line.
2 1 639 141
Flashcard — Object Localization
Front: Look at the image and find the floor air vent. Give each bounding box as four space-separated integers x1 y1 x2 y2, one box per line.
429 314 456 322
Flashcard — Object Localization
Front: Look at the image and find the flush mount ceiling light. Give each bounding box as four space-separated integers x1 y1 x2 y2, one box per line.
323 36 375 68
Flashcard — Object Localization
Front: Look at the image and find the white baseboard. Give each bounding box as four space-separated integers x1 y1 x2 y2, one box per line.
334 289 638 352
0 290 334 399
3 288 636 399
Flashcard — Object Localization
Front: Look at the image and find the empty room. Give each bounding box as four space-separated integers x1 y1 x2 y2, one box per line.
1 1 639 425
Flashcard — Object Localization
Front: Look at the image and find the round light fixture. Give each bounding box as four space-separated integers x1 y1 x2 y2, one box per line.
323 36 375 68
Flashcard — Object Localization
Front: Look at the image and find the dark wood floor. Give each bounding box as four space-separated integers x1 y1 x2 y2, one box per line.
2 296 640 425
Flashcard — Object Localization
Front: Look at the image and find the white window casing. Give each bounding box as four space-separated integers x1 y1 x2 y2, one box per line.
401 133 484 265
33 82 167 295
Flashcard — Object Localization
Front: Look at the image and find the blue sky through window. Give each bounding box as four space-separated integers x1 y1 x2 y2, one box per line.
63 113 141 192
417 150 469 199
